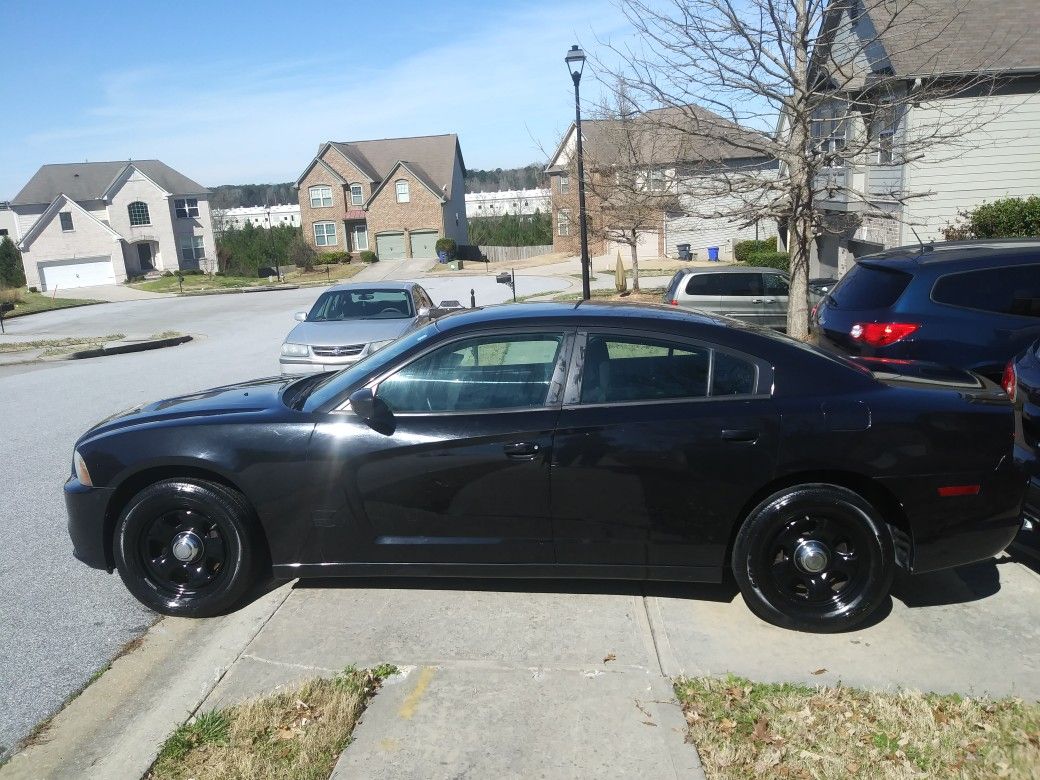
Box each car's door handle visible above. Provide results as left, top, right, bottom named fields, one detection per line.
left=504, top=441, right=541, bottom=459
left=751, top=298, right=776, bottom=304
left=721, top=428, right=760, bottom=443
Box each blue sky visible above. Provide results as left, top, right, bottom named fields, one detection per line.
left=0, top=0, right=629, bottom=198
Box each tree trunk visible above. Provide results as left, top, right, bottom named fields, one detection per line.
left=785, top=0, right=812, bottom=340
left=630, top=228, right=640, bottom=291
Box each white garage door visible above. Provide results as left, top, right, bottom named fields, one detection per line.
left=39, top=257, right=115, bottom=291
left=607, top=230, right=659, bottom=262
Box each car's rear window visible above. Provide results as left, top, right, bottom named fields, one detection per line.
left=828, top=263, right=912, bottom=310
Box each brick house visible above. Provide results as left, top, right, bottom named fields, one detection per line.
left=295, top=134, right=468, bottom=260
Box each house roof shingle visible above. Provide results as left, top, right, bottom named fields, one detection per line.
left=12, top=160, right=209, bottom=206
left=327, top=134, right=463, bottom=198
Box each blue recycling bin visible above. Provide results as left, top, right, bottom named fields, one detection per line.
left=707, top=246, right=720, bottom=262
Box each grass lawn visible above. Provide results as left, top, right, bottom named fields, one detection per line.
left=150, top=665, right=396, bottom=780
left=676, top=675, right=1040, bottom=779
left=0, top=334, right=125, bottom=356
left=282, top=263, right=365, bottom=285
left=0, top=289, right=103, bottom=318
left=546, top=288, right=666, bottom=303
left=130, top=274, right=276, bottom=293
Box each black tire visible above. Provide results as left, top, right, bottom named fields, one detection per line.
left=731, top=483, right=895, bottom=633
left=113, top=478, right=260, bottom=618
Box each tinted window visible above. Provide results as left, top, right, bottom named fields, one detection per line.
left=713, top=351, right=757, bottom=395
left=717, top=273, right=764, bottom=297
left=685, top=274, right=722, bottom=295
left=581, top=335, right=710, bottom=403
left=308, top=289, right=414, bottom=321
left=932, top=265, right=1040, bottom=317
left=377, top=333, right=563, bottom=413
left=763, top=273, right=789, bottom=295
left=828, top=263, right=911, bottom=309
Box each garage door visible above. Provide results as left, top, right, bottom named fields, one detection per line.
left=39, top=256, right=115, bottom=291
left=607, top=230, right=659, bottom=262
left=410, top=230, right=439, bottom=258
left=376, top=232, right=405, bottom=261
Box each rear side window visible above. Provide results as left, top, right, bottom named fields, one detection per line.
left=685, top=274, right=722, bottom=295
left=829, top=263, right=912, bottom=309
left=932, top=265, right=1040, bottom=317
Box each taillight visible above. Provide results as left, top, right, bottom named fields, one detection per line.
left=669, top=299, right=678, bottom=306
left=1002, top=360, right=1018, bottom=402
left=849, top=322, right=919, bottom=347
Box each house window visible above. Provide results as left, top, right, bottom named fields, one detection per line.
left=352, top=224, right=369, bottom=251
left=179, top=235, right=205, bottom=262
left=313, top=222, right=337, bottom=246
left=59, top=211, right=74, bottom=231
left=649, top=169, right=665, bottom=191
left=175, top=198, right=199, bottom=218
left=127, top=201, right=150, bottom=226
left=309, top=186, right=333, bottom=208
left=878, top=130, right=894, bottom=164
left=557, top=208, right=571, bottom=237
left=395, top=180, right=410, bottom=203
left=560, top=175, right=570, bottom=194
left=350, top=184, right=364, bottom=206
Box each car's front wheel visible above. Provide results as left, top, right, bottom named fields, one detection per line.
left=732, top=483, right=895, bottom=632
left=113, top=478, right=260, bottom=617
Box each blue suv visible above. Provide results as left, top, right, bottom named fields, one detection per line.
left=814, top=239, right=1040, bottom=381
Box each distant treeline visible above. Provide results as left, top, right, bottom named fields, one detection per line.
left=464, top=164, right=547, bottom=193
left=210, top=183, right=297, bottom=209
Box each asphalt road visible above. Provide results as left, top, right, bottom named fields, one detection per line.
left=0, top=274, right=563, bottom=759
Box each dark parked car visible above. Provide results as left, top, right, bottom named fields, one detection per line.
left=1009, top=340, right=1040, bottom=535
left=66, top=303, right=1027, bottom=632
left=813, top=239, right=1040, bottom=380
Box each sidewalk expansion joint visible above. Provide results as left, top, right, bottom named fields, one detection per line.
left=239, top=654, right=339, bottom=674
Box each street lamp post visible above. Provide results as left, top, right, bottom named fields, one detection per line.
left=565, top=44, right=591, bottom=301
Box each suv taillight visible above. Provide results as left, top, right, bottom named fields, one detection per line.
left=1002, top=360, right=1018, bottom=402
left=849, top=322, right=919, bottom=347
left=669, top=299, right=678, bottom=306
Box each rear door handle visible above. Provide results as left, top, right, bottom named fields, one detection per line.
left=751, top=298, right=776, bottom=304
left=504, top=441, right=541, bottom=459
left=721, top=428, right=759, bottom=443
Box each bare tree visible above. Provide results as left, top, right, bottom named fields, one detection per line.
left=602, top=0, right=1019, bottom=337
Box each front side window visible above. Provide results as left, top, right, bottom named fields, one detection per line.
left=932, top=265, right=1040, bottom=317
left=350, top=184, right=364, bottom=206
left=557, top=208, right=571, bottom=236
left=175, top=198, right=199, bottom=218
left=395, top=180, right=410, bottom=203
left=580, top=334, right=757, bottom=403
left=313, top=222, right=337, bottom=246
left=59, top=211, right=74, bottom=231
left=377, top=333, right=564, bottom=413
left=179, top=235, right=205, bottom=261
left=352, top=224, right=368, bottom=251
left=127, top=201, right=150, bottom=226
left=309, top=186, right=333, bottom=208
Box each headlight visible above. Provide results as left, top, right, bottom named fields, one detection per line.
left=366, top=339, right=394, bottom=355
left=281, top=343, right=310, bottom=357
left=74, top=450, right=93, bottom=487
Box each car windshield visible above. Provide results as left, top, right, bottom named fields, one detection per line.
left=307, top=289, right=413, bottom=321
left=295, top=323, right=440, bottom=411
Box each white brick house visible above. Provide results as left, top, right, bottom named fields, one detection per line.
left=10, top=160, right=216, bottom=290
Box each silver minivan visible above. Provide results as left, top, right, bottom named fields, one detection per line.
left=664, top=266, right=790, bottom=329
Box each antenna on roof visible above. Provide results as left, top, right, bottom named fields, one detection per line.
left=909, top=226, right=933, bottom=254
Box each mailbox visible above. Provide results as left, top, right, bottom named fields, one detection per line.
left=0, top=302, right=14, bottom=314
left=496, top=272, right=512, bottom=286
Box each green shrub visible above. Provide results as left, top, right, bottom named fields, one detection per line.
left=319, top=251, right=351, bottom=264
left=360, top=250, right=378, bottom=263
left=214, top=271, right=225, bottom=277
left=177, top=269, right=204, bottom=276
left=435, top=238, right=457, bottom=259
left=942, top=196, right=1040, bottom=240
left=161, top=270, right=174, bottom=278
left=289, top=235, right=317, bottom=271
left=744, top=250, right=789, bottom=270
left=733, top=237, right=778, bottom=262
left=28, top=286, right=39, bottom=293
left=124, top=275, right=145, bottom=284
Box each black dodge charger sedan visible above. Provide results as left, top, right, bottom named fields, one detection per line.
left=66, top=303, right=1028, bottom=632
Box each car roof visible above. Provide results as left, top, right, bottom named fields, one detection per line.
left=326, top=280, right=416, bottom=292
left=857, top=238, right=1040, bottom=272
left=680, top=266, right=785, bottom=275
left=433, top=301, right=724, bottom=332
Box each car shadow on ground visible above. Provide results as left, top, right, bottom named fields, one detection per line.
left=891, top=558, right=1003, bottom=608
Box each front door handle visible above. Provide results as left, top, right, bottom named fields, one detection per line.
left=504, top=441, right=541, bottom=459
left=751, top=298, right=776, bottom=304
left=721, top=428, right=759, bottom=443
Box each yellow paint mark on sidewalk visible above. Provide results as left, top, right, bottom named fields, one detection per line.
left=398, top=666, right=435, bottom=720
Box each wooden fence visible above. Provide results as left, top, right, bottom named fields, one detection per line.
left=477, top=244, right=554, bottom=262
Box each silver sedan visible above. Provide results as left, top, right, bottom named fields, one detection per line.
left=280, top=281, right=437, bottom=374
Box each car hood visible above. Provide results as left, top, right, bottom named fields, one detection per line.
left=82, top=376, right=294, bottom=439
left=286, top=318, right=413, bottom=347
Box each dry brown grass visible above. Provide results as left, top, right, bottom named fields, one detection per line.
left=149, top=665, right=395, bottom=780
left=676, top=676, right=1040, bottom=780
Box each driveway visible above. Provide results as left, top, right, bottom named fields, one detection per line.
left=49, top=283, right=168, bottom=302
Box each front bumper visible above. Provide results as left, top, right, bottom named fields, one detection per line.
left=279, top=358, right=360, bottom=376
left=65, top=477, right=114, bottom=570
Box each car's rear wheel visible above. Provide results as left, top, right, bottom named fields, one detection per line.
left=113, top=478, right=260, bottom=617
left=732, top=483, right=894, bottom=633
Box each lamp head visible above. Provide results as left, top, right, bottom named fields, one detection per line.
left=565, top=45, right=586, bottom=81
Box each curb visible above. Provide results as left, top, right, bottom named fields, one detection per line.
left=175, top=285, right=300, bottom=297
left=67, top=335, right=193, bottom=360
left=2, top=300, right=106, bottom=321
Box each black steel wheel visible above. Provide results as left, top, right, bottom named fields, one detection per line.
left=113, top=478, right=260, bottom=617
left=732, top=483, right=895, bottom=632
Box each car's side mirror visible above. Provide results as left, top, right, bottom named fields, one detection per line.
left=348, top=387, right=391, bottom=422
left=294, top=311, right=308, bottom=322
left=417, top=306, right=431, bottom=319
